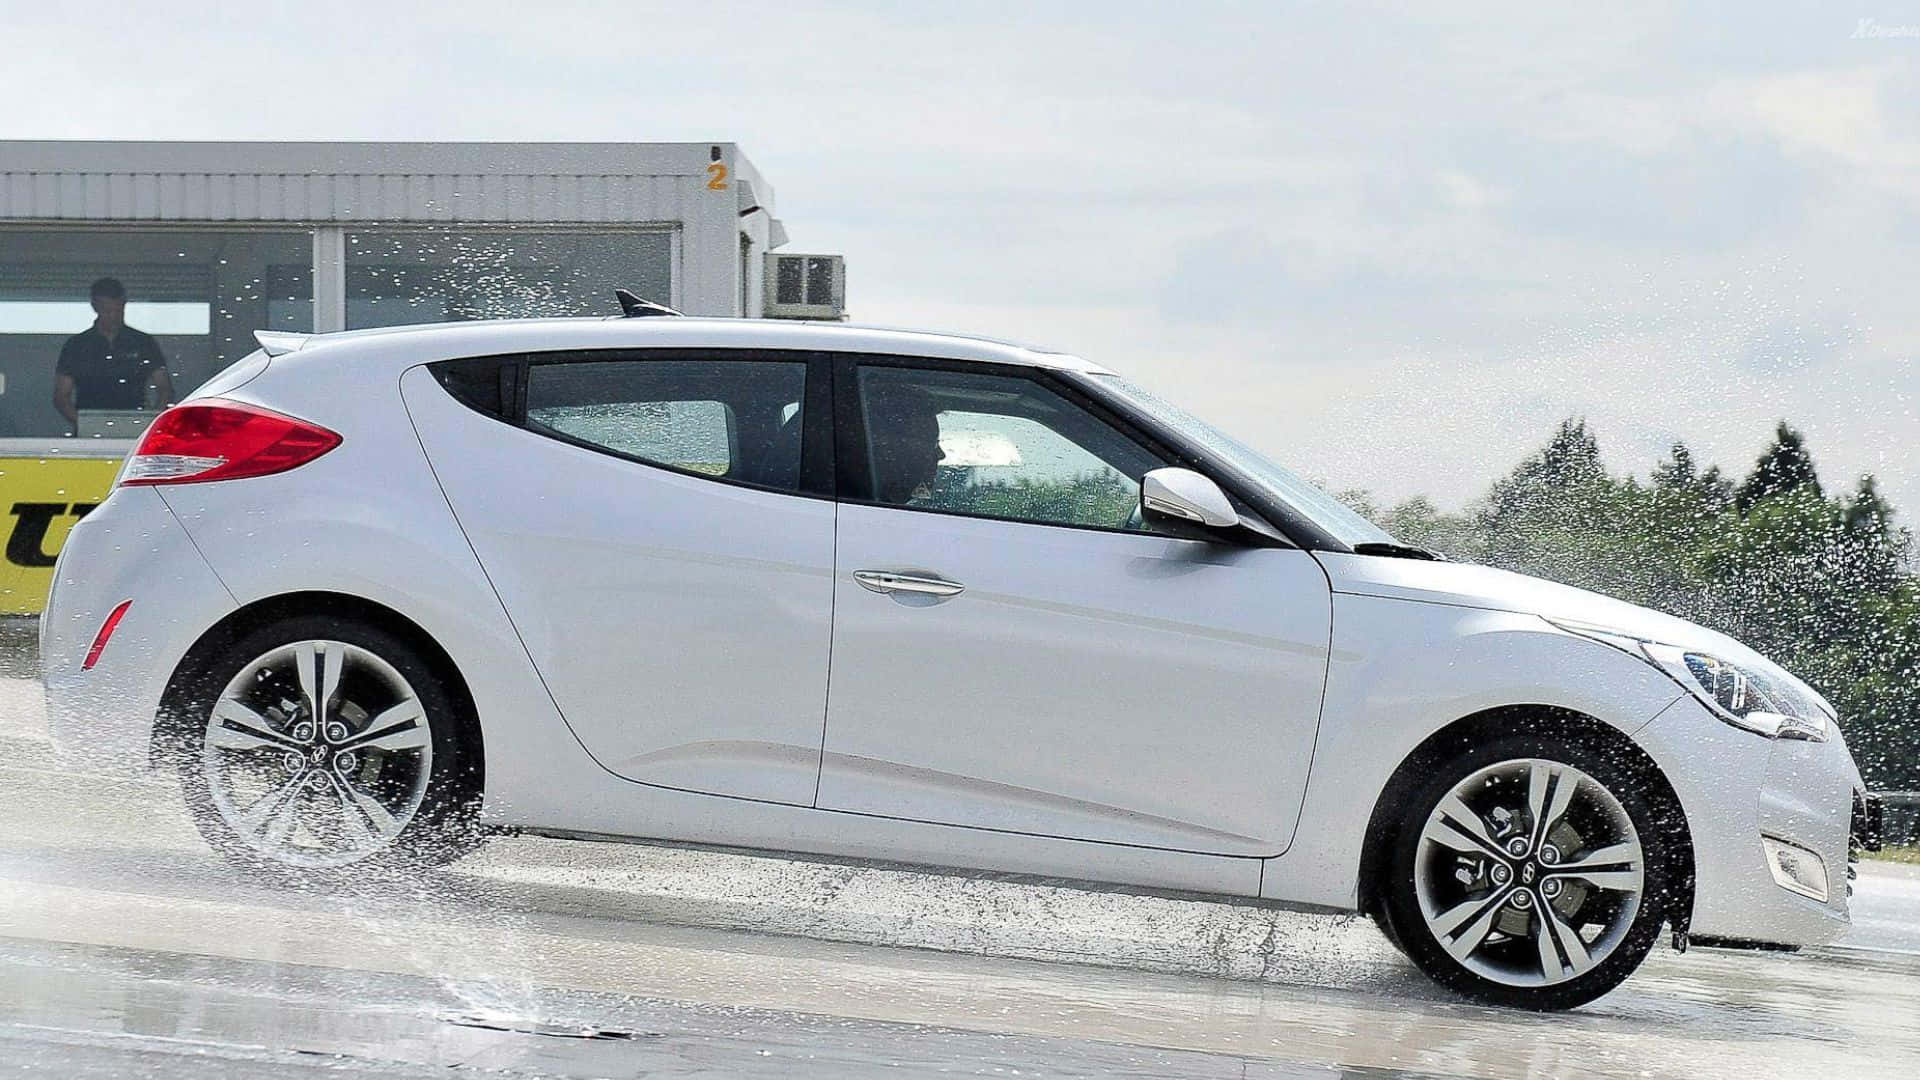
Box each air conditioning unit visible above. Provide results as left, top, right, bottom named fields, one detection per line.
left=763, top=253, right=845, bottom=320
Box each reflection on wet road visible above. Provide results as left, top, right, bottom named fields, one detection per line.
left=2, top=669, right=1917, bottom=1078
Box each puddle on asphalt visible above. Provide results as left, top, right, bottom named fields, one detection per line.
left=441, top=1011, right=648, bottom=1041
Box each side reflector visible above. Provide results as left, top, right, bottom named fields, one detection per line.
left=82, top=599, right=132, bottom=671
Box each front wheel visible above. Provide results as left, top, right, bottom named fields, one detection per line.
left=163, top=615, right=481, bottom=873
left=1381, top=735, right=1672, bottom=1010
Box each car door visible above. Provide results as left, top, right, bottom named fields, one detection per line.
left=817, top=358, right=1334, bottom=857
left=401, top=349, right=835, bottom=806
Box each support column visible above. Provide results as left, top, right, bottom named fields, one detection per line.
left=678, top=145, right=742, bottom=316
left=311, top=227, right=346, bottom=332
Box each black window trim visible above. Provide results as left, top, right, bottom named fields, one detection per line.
left=1061, top=371, right=1347, bottom=552
left=427, top=347, right=837, bottom=501
left=427, top=345, right=1333, bottom=549
left=830, top=352, right=1291, bottom=545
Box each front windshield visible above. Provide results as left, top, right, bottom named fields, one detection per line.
left=1090, top=375, right=1397, bottom=548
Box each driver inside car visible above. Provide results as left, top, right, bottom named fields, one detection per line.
left=866, top=388, right=946, bottom=504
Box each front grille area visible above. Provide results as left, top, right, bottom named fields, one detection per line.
left=1848, top=792, right=1884, bottom=899
left=1854, top=791, right=1886, bottom=852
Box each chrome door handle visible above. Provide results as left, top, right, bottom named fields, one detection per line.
left=853, top=570, right=966, bottom=598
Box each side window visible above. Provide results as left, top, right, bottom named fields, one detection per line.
left=855, top=365, right=1167, bottom=531
left=524, top=358, right=808, bottom=491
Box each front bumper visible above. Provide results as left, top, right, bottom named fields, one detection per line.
left=1853, top=791, right=1885, bottom=855
left=1635, top=694, right=1862, bottom=946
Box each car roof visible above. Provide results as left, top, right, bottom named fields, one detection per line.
left=259, top=317, right=1115, bottom=376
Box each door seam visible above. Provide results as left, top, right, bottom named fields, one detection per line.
left=811, top=499, right=839, bottom=808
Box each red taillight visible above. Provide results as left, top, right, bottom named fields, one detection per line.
left=120, top=399, right=341, bottom=487
left=82, top=599, right=132, bottom=670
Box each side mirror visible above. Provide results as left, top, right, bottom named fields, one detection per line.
left=1141, top=467, right=1239, bottom=530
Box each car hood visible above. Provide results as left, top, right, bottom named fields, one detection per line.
left=1313, top=551, right=1755, bottom=660
left=1313, top=551, right=1848, bottom=765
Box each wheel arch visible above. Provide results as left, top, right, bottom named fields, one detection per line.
left=152, top=590, right=486, bottom=804
left=1356, top=704, right=1695, bottom=935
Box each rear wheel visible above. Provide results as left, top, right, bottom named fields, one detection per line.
left=163, top=615, right=481, bottom=872
left=1381, top=734, right=1671, bottom=1010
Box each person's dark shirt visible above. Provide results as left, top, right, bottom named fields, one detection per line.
left=56, top=325, right=166, bottom=409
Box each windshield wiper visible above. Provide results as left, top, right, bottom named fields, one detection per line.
left=1349, top=541, right=1447, bottom=561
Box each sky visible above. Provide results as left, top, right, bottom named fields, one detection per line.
left=3, top=1, right=1916, bottom=518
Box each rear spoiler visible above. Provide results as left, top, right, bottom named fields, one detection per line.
left=253, top=330, right=312, bottom=357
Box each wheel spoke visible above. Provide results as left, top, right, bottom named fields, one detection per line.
left=318, top=643, right=343, bottom=726
left=1424, top=794, right=1509, bottom=862
left=1528, top=763, right=1577, bottom=849
left=234, top=773, right=307, bottom=835
left=325, top=772, right=389, bottom=844
left=296, top=642, right=323, bottom=725
left=1548, top=846, right=1643, bottom=893
left=1546, top=841, right=1643, bottom=893
left=1534, top=906, right=1564, bottom=980
left=1431, top=890, right=1514, bottom=963
left=1540, top=901, right=1596, bottom=977
left=1554, top=868, right=1642, bottom=892
left=339, top=700, right=428, bottom=753
left=261, top=784, right=305, bottom=845
left=207, top=699, right=299, bottom=752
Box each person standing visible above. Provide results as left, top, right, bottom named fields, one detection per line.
left=52, top=277, right=175, bottom=436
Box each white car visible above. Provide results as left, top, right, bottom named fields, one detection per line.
left=42, top=312, right=1872, bottom=1009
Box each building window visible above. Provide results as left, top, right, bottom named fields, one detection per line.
left=344, top=229, right=673, bottom=329
left=0, top=301, right=212, bottom=336
left=0, top=228, right=312, bottom=439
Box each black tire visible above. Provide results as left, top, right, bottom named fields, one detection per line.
left=1372, top=903, right=1409, bottom=956
left=159, top=613, right=483, bottom=875
left=1380, top=733, right=1674, bottom=1010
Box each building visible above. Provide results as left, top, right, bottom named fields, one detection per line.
left=0, top=140, right=841, bottom=611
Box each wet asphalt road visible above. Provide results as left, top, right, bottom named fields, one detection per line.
left=2, top=663, right=1919, bottom=1078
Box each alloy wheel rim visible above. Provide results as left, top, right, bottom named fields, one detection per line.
left=201, top=640, right=432, bottom=868
left=1413, top=758, right=1645, bottom=988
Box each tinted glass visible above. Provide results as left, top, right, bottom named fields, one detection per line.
left=345, top=230, right=672, bottom=328
left=1090, top=374, right=1397, bottom=546
left=856, top=366, right=1165, bottom=531
left=0, top=227, right=312, bottom=437
left=526, top=359, right=806, bottom=491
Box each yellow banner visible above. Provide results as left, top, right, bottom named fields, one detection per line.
left=0, top=456, right=124, bottom=615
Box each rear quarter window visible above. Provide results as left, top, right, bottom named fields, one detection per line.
left=529, top=398, right=736, bottom=476
left=520, top=356, right=808, bottom=492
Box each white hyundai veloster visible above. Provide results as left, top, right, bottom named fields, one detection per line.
left=42, top=312, right=1873, bottom=1009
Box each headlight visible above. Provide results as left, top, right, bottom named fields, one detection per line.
left=1550, top=620, right=1831, bottom=742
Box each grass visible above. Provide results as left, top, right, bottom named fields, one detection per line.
left=1870, top=844, right=1920, bottom=865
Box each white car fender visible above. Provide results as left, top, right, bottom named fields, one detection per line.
left=1262, top=592, right=1684, bottom=909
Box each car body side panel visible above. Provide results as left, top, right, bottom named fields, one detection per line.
left=151, top=370, right=586, bottom=825
left=399, top=365, right=835, bottom=808
left=821, top=503, right=1332, bottom=857
left=139, top=360, right=1262, bottom=898
left=494, top=762, right=1267, bottom=898
left=1261, top=590, right=1685, bottom=909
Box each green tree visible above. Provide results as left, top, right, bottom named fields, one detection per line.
left=1651, top=442, right=1734, bottom=514
left=1356, top=418, right=1919, bottom=788
left=1735, top=422, right=1823, bottom=511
